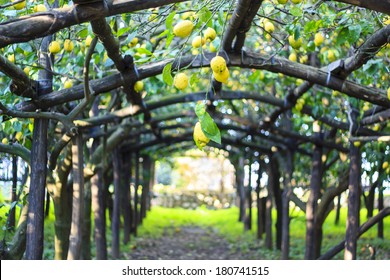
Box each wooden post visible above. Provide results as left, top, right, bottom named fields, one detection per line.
left=281, top=150, right=293, bottom=260
left=9, top=156, right=17, bottom=229
left=122, top=152, right=132, bottom=244
left=67, top=134, right=85, bottom=260
left=255, top=160, right=264, bottom=239
left=270, top=155, right=282, bottom=250
left=133, top=152, right=140, bottom=236
left=111, top=148, right=122, bottom=259
left=81, top=181, right=91, bottom=260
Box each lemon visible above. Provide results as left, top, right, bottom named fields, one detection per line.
left=23, top=66, right=30, bottom=76
left=383, top=161, right=389, bottom=169
left=128, top=37, right=139, bottom=48
left=314, top=32, right=324, bottom=47
left=192, top=36, right=206, bottom=48
left=33, top=4, right=46, bottom=12
left=339, top=152, right=347, bottom=162
left=85, top=35, right=93, bottom=47
left=1, top=138, right=8, bottom=145
left=64, top=39, right=74, bottom=52
left=193, top=121, right=210, bottom=150
left=64, top=80, right=73, bottom=89
left=362, top=103, right=370, bottom=111
left=327, top=49, right=336, bottom=62
left=387, top=87, right=390, bottom=100
left=277, top=0, right=288, bottom=3
left=299, top=54, right=308, bottom=64
left=373, top=124, right=381, bottom=131
left=209, top=42, right=217, bottom=52
left=353, top=141, right=361, bottom=148
left=173, top=73, right=189, bottom=90
left=213, top=68, right=229, bottom=84
left=8, top=54, right=15, bottom=63
left=15, top=132, right=23, bottom=142
left=210, top=56, right=227, bottom=73
left=264, top=21, right=275, bottom=33
left=181, top=11, right=194, bottom=20
left=204, top=27, right=216, bottom=41
left=294, top=103, right=303, bottom=111
left=291, top=0, right=302, bottom=3
left=13, top=0, right=26, bottom=10
left=297, top=98, right=305, bottom=105
left=288, top=35, right=302, bottom=49
left=49, top=41, right=61, bottom=54
left=134, top=81, right=144, bottom=92
left=173, top=20, right=194, bottom=38
left=288, top=52, right=297, bottom=62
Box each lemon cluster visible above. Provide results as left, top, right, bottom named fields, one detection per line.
left=210, top=56, right=229, bottom=84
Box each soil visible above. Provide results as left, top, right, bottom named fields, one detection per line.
left=124, top=226, right=263, bottom=260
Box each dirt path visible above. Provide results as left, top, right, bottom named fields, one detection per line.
left=124, top=226, right=263, bottom=260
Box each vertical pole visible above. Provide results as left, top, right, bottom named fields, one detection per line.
left=281, top=150, right=293, bottom=259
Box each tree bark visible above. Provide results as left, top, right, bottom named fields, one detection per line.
left=344, top=142, right=361, bottom=260
left=122, top=152, right=132, bottom=245
left=335, top=194, right=342, bottom=225
left=281, top=150, right=293, bottom=260
left=111, top=148, right=122, bottom=259
left=305, top=140, right=323, bottom=260
left=245, top=158, right=253, bottom=231
left=235, top=156, right=246, bottom=222
left=25, top=34, right=51, bottom=260
left=67, top=134, right=85, bottom=260
left=255, top=162, right=264, bottom=239
left=9, top=156, right=17, bottom=229
left=81, top=181, right=91, bottom=260
left=378, top=185, right=384, bottom=238
left=133, top=152, right=140, bottom=236
left=141, top=155, right=152, bottom=222
left=269, top=155, right=282, bottom=250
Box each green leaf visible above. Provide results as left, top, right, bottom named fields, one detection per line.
left=136, top=48, right=154, bottom=56
left=190, top=73, right=200, bottom=87
left=165, top=11, right=176, bottom=31
left=197, top=7, right=212, bottom=24
left=165, top=33, right=174, bottom=48
left=200, top=114, right=221, bottom=144
left=294, top=24, right=301, bottom=40
left=77, top=28, right=89, bottom=39
left=117, top=26, right=130, bottom=37
left=348, top=25, right=361, bottom=43
left=195, top=102, right=206, bottom=118
left=306, top=41, right=315, bottom=52
left=291, top=7, right=303, bottom=17
left=336, top=27, right=349, bottom=46
left=162, top=63, right=173, bottom=86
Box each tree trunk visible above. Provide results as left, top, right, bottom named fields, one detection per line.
left=111, top=148, right=122, bottom=259
left=365, top=181, right=377, bottom=219
left=133, top=152, right=140, bottom=236
left=245, top=158, right=252, bottom=230
left=281, top=150, right=293, bottom=260
left=335, top=194, right=342, bottom=225
left=122, top=152, right=132, bottom=244
left=67, top=134, right=85, bottom=260
left=25, top=34, right=52, bottom=260
left=255, top=162, right=264, bottom=239
left=305, top=142, right=323, bottom=260
left=378, top=185, right=384, bottom=238
left=147, top=160, right=155, bottom=211
left=344, top=142, right=361, bottom=260
left=269, top=155, right=282, bottom=250
left=141, top=155, right=151, bottom=222
left=9, top=156, right=17, bottom=229
left=81, top=181, right=91, bottom=259
left=45, top=191, right=51, bottom=218
left=236, top=156, right=246, bottom=222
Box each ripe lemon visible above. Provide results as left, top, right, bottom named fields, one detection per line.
left=23, top=66, right=30, bottom=76
left=204, top=27, right=217, bottom=41
left=288, top=35, right=302, bottom=49
left=13, top=0, right=26, bottom=10
left=291, top=0, right=302, bottom=3
left=353, top=141, right=361, bottom=148
left=64, top=80, right=73, bottom=89
left=64, top=39, right=74, bottom=52
left=15, top=132, right=23, bottom=142
left=362, top=103, right=370, bottom=111
left=264, top=21, right=275, bottom=33
left=314, top=32, right=324, bottom=47
left=85, top=35, right=93, bottom=47
left=210, top=56, right=227, bottom=73
left=383, top=161, right=389, bottom=169
left=213, top=68, right=229, bottom=84
left=1, top=138, right=9, bottom=145
left=327, top=49, right=336, bottom=62
left=33, top=4, right=47, bottom=12
left=288, top=52, right=297, bottom=62
left=7, top=54, right=15, bottom=63
left=193, top=122, right=210, bottom=149
left=128, top=37, right=139, bottom=48
left=294, top=103, right=303, bottom=111
left=173, top=73, right=189, bottom=90
left=192, top=36, right=206, bottom=48
left=173, top=20, right=194, bottom=38
left=387, top=88, right=390, bottom=100
left=134, top=81, right=144, bottom=92
left=277, top=0, right=288, bottom=3
left=209, top=42, right=217, bottom=52
left=299, top=55, right=308, bottom=64
left=49, top=41, right=61, bottom=54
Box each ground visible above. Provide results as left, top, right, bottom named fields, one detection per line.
left=125, top=226, right=264, bottom=260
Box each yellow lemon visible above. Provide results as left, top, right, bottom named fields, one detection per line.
left=8, top=54, right=15, bottom=63
left=277, top=0, right=288, bottom=4
left=23, top=66, right=30, bottom=76
left=210, top=56, right=227, bottom=73
left=85, top=35, right=93, bottom=47
left=327, top=49, right=336, bottom=62
left=33, top=4, right=46, bottom=12
left=173, top=20, right=194, bottom=38
left=193, top=121, right=210, bottom=150
left=1, top=138, right=9, bottom=145
left=291, top=0, right=302, bottom=3
left=173, top=73, right=189, bottom=90
left=128, top=37, right=139, bottom=48
left=264, top=21, right=275, bottom=33
left=64, top=80, right=73, bottom=89
left=288, top=35, right=303, bottom=49
left=209, top=42, right=217, bottom=52
left=383, top=161, right=389, bottom=169
left=204, top=27, right=217, bottom=41
left=13, top=0, right=26, bottom=10
left=192, top=36, right=206, bottom=48
left=213, top=68, right=230, bottom=84
left=314, top=32, right=324, bottom=47
left=353, top=141, right=361, bottom=147
left=15, top=132, right=23, bottom=142
left=134, top=81, right=144, bottom=92
left=288, top=52, right=297, bottom=62
left=64, top=39, right=74, bottom=52
left=49, top=41, right=61, bottom=54
left=387, top=87, right=390, bottom=100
